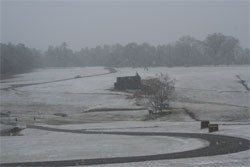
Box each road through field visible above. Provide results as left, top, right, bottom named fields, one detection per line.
left=1, top=124, right=249, bottom=167
left=1, top=68, right=117, bottom=91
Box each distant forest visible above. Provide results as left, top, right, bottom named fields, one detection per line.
left=1, top=33, right=249, bottom=75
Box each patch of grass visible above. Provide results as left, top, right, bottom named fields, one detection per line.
left=104, top=67, right=117, bottom=73
left=45, top=118, right=74, bottom=125
left=54, top=113, right=68, bottom=117
left=142, top=111, right=172, bottom=121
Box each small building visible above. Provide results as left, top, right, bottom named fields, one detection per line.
left=114, top=73, right=142, bottom=90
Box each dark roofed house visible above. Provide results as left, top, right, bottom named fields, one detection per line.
left=114, top=73, right=141, bottom=90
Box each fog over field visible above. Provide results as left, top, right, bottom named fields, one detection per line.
left=0, top=0, right=249, bottom=167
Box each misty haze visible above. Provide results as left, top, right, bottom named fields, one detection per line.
left=0, top=0, right=249, bottom=167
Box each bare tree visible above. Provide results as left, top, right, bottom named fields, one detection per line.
left=142, top=74, right=175, bottom=114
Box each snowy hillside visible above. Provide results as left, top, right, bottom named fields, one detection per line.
left=1, top=66, right=249, bottom=167
left=1, top=66, right=249, bottom=124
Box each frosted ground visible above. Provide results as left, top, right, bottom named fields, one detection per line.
left=0, top=66, right=250, bottom=166
left=1, top=66, right=249, bottom=124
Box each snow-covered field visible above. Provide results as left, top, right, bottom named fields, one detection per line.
left=1, top=66, right=249, bottom=124
left=0, top=121, right=249, bottom=166
left=0, top=66, right=250, bottom=166
left=1, top=126, right=208, bottom=163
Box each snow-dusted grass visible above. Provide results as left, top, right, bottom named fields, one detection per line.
left=1, top=66, right=249, bottom=124
left=90, top=151, right=250, bottom=167
left=0, top=67, right=106, bottom=86
left=1, top=126, right=208, bottom=163
left=0, top=65, right=249, bottom=167
left=1, top=121, right=249, bottom=166
left=0, top=67, right=137, bottom=123
left=37, top=121, right=250, bottom=139
left=57, top=121, right=249, bottom=167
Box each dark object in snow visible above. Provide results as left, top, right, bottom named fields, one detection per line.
left=201, top=120, right=210, bottom=129
left=236, top=75, right=250, bottom=91
left=114, top=73, right=141, bottom=90
left=0, top=111, right=11, bottom=117
left=54, top=113, right=67, bottom=117
left=74, top=75, right=81, bottom=79
left=209, top=124, right=219, bottom=133
left=148, top=109, right=154, bottom=115
left=0, top=126, right=25, bottom=136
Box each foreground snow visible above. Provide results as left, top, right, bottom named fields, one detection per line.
left=1, top=128, right=207, bottom=163
left=63, top=121, right=250, bottom=167
left=1, top=121, right=249, bottom=166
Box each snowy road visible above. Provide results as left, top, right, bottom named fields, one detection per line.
left=1, top=124, right=249, bottom=167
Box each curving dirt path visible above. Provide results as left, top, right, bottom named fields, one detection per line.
left=1, top=125, right=249, bottom=167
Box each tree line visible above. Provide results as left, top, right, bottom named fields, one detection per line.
left=1, top=33, right=249, bottom=75
left=1, top=43, right=43, bottom=75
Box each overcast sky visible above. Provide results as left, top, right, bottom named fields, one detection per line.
left=1, top=0, right=249, bottom=51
